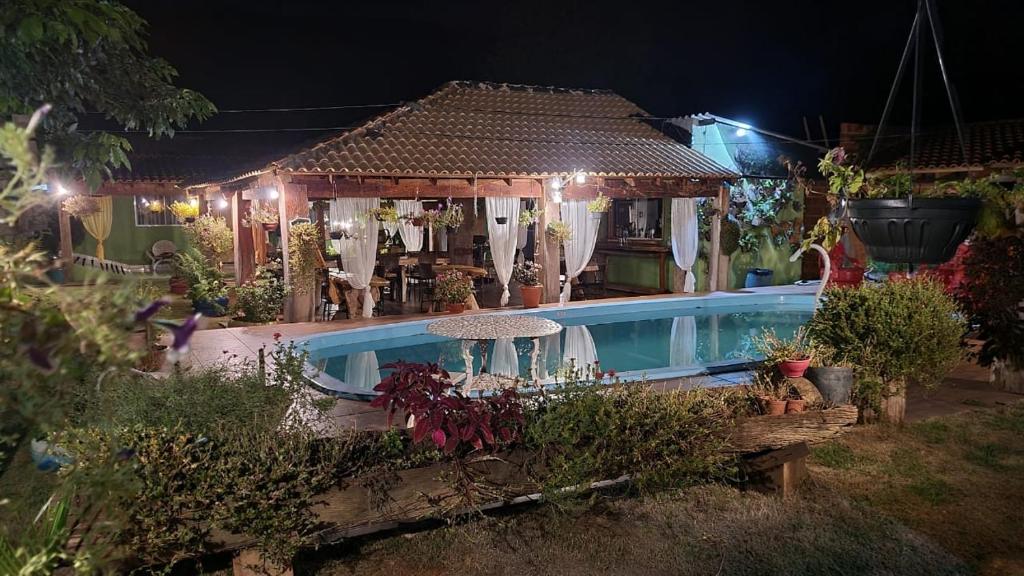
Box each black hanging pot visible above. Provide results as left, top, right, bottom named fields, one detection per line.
left=329, top=231, right=344, bottom=240
left=846, top=197, right=981, bottom=264
left=494, top=216, right=508, bottom=224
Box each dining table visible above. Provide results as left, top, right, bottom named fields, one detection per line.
left=329, top=271, right=389, bottom=319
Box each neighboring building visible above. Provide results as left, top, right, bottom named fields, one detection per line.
left=671, top=114, right=826, bottom=286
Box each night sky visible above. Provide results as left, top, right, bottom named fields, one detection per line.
left=125, top=0, right=1023, bottom=139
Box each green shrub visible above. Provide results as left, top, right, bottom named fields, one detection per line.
left=525, top=379, right=736, bottom=496
left=233, top=266, right=288, bottom=323
left=807, top=279, right=965, bottom=395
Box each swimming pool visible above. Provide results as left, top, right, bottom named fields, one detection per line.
left=302, top=292, right=815, bottom=400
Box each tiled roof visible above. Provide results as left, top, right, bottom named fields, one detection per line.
left=868, top=118, right=1024, bottom=172
left=273, top=81, right=736, bottom=179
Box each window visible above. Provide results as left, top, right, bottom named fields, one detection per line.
left=610, top=198, right=663, bottom=240
left=134, top=195, right=186, bottom=226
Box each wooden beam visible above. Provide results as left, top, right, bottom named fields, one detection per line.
left=708, top=184, right=726, bottom=291
left=536, top=186, right=561, bottom=304
left=96, top=180, right=183, bottom=196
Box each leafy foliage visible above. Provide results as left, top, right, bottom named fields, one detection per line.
left=586, top=193, right=612, bottom=213
left=168, top=199, right=200, bottom=223
left=174, top=247, right=226, bottom=305
left=0, top=0, right=215, bottom=189
left=434, top=270, right=472, bottom=304
left=288, top=222, right=321, bottom=294
left=370, top=362, right=524, bottom=455
left=808, top=279, right=965, bottom=397
left=512, top=261, right=542, bottom=286
left=183, top=214, right=233, bottom=269
left=524, top=378, right=736, bottom=495
left=233, top=266, right=288, bottom=323
left=753, top=327, right=813, bottom=363
left=545, top=221, right=572, bottom=243
left=956, top=235, right=1024, bottom=369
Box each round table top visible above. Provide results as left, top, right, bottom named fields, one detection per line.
left=433, top=264, right=488, bottom=278
left=427, top=314, right=563, bottom=340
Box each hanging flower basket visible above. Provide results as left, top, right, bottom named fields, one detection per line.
left=261, top=221, right=279, bottom=232
left=494, top=216, right=508, bottom=225
left=588, top=212, right=603, bottom=221
left=329, top=230, right=344, bottom=240
left=846, top=197, right=981, bottom=264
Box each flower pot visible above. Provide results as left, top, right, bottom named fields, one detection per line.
left=261, top=222, right=279, bottom=232
left=329, top=231, right=344, bottom=240
left=589, top=212, right=603, bottom=221
left=829, top=267, right=865, bottom=288
left=846, top=197, right=981, bottom=264
left=169, top=276, right=189, bottom=295
left=785, top=399, right=807, bottom=414
left=447, top=302, right=466, bottom=314
left=779, top=358, right=811, bottom=378
left=494, top=216, right=508, bottom=225
left=744, top=268, right=774, bottom=288
left=193, top=296, right=229, bottom=318
left=763, top=398, right=787, bottom=416
left=805, top=366, right=854, bottom=406
left=520, top=284, right=543, bottom=308
left=184, top=216, right=196, bottom=224
left=45, top=268, right=65, bottom=284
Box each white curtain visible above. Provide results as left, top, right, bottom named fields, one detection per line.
left=485, top=196, right=520, bottom=306
left=489, top=338, right=519, bottom=378
left=516, top=225, right=528, bottom=265
left=345, top=351, right=381, bottom=394
left=383, top=220, right=399, bottom=241
left=332, top=198, right=380, bottom=318
left=559, top=200, right=601, bottom=303
left=563, top=325, right=598, bottom=374
left=671, top=198, right=699, bottom=293
left=669, top=315, right=697, bottom=367
left=395, top=199, right=424, bottom=253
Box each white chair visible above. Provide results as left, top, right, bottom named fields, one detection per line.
left=149, top=240, right=177, bottom=275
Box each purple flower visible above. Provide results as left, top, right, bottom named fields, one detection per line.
left=155, top=313, right=201, bottom=362
left=134, top=298, right=169, bottom=324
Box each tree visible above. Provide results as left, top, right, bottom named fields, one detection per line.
left=0, top=0, right=215, bottom=190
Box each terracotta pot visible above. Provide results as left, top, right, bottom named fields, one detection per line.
left=779, top=358, right=811, bottom=378
left=262, top=222, right=279, bottom=232
left=520, top=284, right=543, bottom=308
left=447, top=302, right=466, bottom=314
left=785, top=399, right=807, bottom=414
left=169, top=276, right=189, bottom=295
left=763, top=398, right=787, bottom=416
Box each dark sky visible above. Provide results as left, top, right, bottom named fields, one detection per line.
left=126, top=0, right=1023, bottom=140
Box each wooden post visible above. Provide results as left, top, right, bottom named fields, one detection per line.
left=231, top=191, right=255, bottom=285
left=537, top=185, right=560, bottom=304
left=277, top=175, right=312, bottom=322
left=707, top=184, right=725, bottom=291
left=741, top=442, right=810, bottom=499
left=58, top=201, right=73, bottom=275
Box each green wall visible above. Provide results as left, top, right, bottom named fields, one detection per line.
left=74, top=196, right=189, bottom=265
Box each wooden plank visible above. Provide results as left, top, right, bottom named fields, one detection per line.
left=537, top=186, right=561, bottom=303
left=728, top=405, right=858, bottom=453
left=97, top=180, right=184, bottom=196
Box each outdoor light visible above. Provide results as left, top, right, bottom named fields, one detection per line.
left=551, top=190, right=563, bottom=204
left=575, top=171, right=586, bottom=185
left=188, top=197, right=200, bottom=208
left=55, top=182, right=70, bottom=196
left=216, top=196, right=229, bottom=210
left=141, top=197, right=150, bottom=206
left=268, top=187, right=280, bottom=200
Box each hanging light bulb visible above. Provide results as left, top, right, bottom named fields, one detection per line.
left=267, top=187, right=280, bottom=200
left=216, top=196, right=229, bottom=210
left=575, top=172, right=586, bottom=185
left=55, top=182, right=70, bottom=196
left=188, top=196, right=200, bottom=208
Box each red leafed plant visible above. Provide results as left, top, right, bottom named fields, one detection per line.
left=370, top=361, right=524, bottom=454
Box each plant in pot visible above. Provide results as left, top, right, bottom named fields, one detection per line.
left=288, top=222, right=321, bottom=321
left=808, top=277, right=965, bottom=423
left=169, top=199, right=200, bottom=224
left=60, top=195, right=100, bottom=218
left=439, top=201, right=464, bottom=231
left=232, top=266, right=289, bottom=326
left=817, top=147, right=981, bottom=264
left=435, top=270, right=472, bottom=314
left=512, top=261, right=543, bottom=308
left=546, top=221, right=573, bottom=243
left=749, top=371, right=788, bottom=416
left=371, top=204, right=400, bottom=224
left=804, top=343, right=855, bottom=406
left=586, top=193, right=611, bottom=219
left=754, top=327, right=813, bottom=379
left=250, top=201, right=279, bottom=231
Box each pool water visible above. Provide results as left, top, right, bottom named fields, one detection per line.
left=304, top=294, right=814, bottom=400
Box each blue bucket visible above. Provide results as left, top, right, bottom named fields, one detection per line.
left=744, top=268, right=774, bottom=288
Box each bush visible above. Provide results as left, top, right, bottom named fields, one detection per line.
left=233, top=266, right=288, bottom=323
left=956, top=235, right=1024, bottom=370
left=524, top=378, right=736, bottom=495
left=807, top=278, right=965, bottom=396
left=183, top=214, right=233, bottom=269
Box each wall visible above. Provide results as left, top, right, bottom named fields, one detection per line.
left=74, top=196, right=189, bottom=265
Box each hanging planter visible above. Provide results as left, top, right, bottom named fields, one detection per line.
left=494, top=216, right=508, bottom=225
left=329, top=230, right=344, bottom=240
left=846, top=197, right=981, bottom=264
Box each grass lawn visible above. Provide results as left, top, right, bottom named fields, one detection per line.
left=290, top=402, right=1024, bottom=576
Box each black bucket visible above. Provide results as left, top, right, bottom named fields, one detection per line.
left=805, top=366, right=854, bottom=406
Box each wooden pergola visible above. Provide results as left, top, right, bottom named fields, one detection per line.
left=185, top=81, right=737, bottom=320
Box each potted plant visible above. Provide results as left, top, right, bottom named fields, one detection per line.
left=512, top=261, right=543, bottom=308
left=61, top=195, right=100, bottom=218
left=169, top=199, right=200, bottom=224
left=232, top=266, right=289, bottom=326
left=518, top=208, right=539, bottom=227
left=288, top=222, right=321, bottom=321
left=371, top=204, right=399, bottom=224
left=750, top=372, right=787, bottom=416
left=494, top=215, right=509, bottom=225
left=804, top=343, right=855, bottom=406
left=586, top=193, right=611, bottom=219
left=435, top=270, right=472, bottom=314
left=546, top=221, right=572, bottom=243
left=817, top=147, right=981, bottom=264
left=440, top=202, right=464, bottom=231
left=183, top=214, right=233, bottom=271
left=754, top=327, right=813, bottom=379
left=250, top=201, right=279, bottom=231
